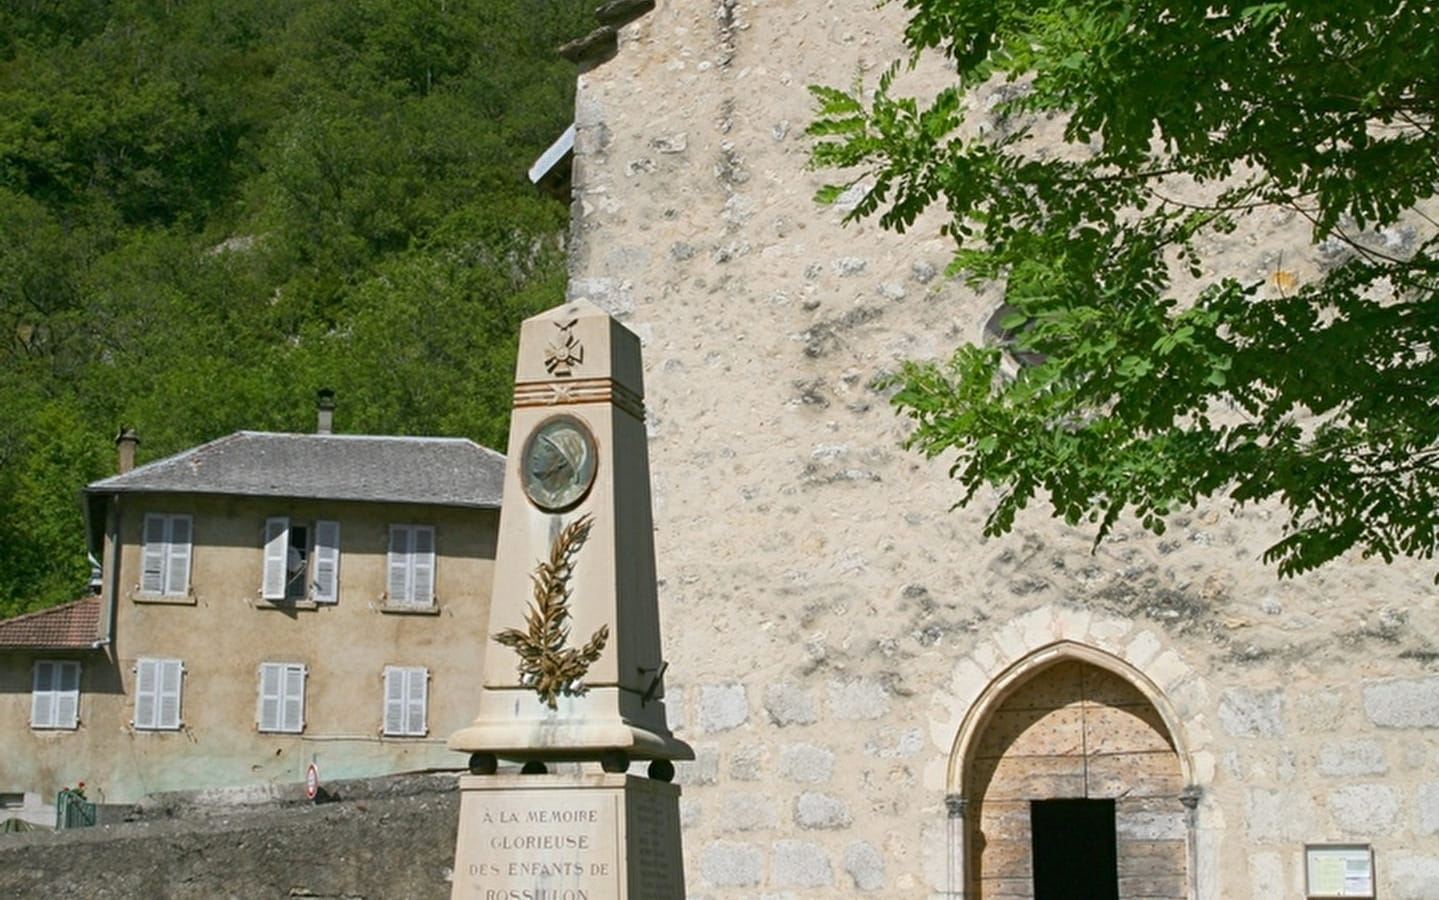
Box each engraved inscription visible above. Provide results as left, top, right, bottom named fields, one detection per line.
left=456, top=790, right=620, bottom=900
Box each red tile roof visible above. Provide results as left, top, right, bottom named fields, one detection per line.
left=0, top=596, right=103, bottom=649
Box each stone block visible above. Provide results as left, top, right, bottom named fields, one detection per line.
left=729, top=744, right=766, bottom=781
left=698, top=683, right=749, bottom=732
left=1362, top=676, right=1439, bottom=728
left=794, top=792, right=852, bottom=829
left=1390, top=855, right=1439, bottom=900
left=1417, top=783, right=1439, bottom=835
left=1315, top=739, right=1388, bottom=777
left=1124, top=629, right=1162, bottom=669
left=718, top=792, right=779, bottom=832
left=843, top=840, right=885, bottom=892
left=699, top=841, right=763, bottom=887
left=665, top=684, right=688, bottom=733
left=1219, top=687, right=1285, bottom=737
left=771, top=840, right=833, bottom=888
left=948, top=658, right=989, bottom=706
left=1245, top=788, right=1316, bottom=841
left=779, top=743, right=835, bottom=783
left=679, top=796, right=702, bottom=828
left=1328, top=784, right=1400, bottom=835
left=764, top=682, right=817, bottom=726
left=827, top=676, right=891, bottom=720
left=678, top=743, right=720, bottom=785
left=1053, top=606, right=1094, bottom=643
left=865, top=727, right=924, bottom=758
left=1246, top=851, right=1284, bottom=898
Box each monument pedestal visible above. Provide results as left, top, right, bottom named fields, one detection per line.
left=451, top=772, right=684, bottom=900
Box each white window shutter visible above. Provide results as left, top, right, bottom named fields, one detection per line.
left=258, top=663, right=282, bottom=731
left=53, top=662, right=79, bottom=729
left=312, top=520, right=340, bottom=603
left=134, top=658, right=158, bottom=728
left=407, top=668, right=428, bottom=736
left=383, top=667, right=406, bottom=735
left=141, top=515, right=167, bottom=593
left=282, top=665, right=305, bottom=732
left=411, top=526, right=435, bottom=606
left=31, top=662, right=55, bottom=728
left=164, top=515, right=192, bottom=596
left=261, top=518, right=289, bottom=600
left=387, top=526, right=410, bottom=602
left=158, top=659, right=183, bottom=729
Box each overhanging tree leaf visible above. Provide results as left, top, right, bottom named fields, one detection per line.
left=811, top=0, right=1439, bottom=577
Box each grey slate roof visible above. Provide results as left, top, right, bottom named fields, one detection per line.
left=85, top=431, right=506, bottom=508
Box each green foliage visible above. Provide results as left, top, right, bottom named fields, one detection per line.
left=0, top=0, right=592, bottom=614
left=810, top=0, right=1439, bottom=576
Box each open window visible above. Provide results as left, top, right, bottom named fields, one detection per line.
left=262, top=518, right=340, bottom=603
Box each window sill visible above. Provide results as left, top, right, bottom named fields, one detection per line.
left=257, top=599, right=320, bottom=611
left=131, top=592, right=196, bottom=606
left=378, top=603, right=440, bottom=616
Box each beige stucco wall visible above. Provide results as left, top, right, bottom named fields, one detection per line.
left=566, top=2, right=1439, bottom=898
left=3, top=493, right=497, bottom=806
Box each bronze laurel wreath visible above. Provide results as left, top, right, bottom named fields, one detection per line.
left=493, top=514, right=609, bottom=709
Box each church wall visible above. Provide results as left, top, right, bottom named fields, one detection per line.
left=565, top=1, right=1439, bottom=898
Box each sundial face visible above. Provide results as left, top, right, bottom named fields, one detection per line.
left=521, top=415, right=598, bottom=512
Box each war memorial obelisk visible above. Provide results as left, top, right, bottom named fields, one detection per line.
left=448, top=300, right=692, bottom=899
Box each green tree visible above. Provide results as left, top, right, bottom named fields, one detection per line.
left=809, top=1, right=1439, bottom=576
left=0, top=0, right=594, bottom=615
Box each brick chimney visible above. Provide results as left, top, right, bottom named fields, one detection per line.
left=316, top=388, right=336, bottom=435
left=115, top=427, right=139, bottom=474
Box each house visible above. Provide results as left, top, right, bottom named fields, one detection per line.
left=1, top=405, right=504, bottom=815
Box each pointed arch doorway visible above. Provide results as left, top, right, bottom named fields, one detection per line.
left=951, top=645, right=1193, bottom=899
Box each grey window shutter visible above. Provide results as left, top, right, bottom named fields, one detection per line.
left=383, top=667, right=406, bottom=735
left=31, top=661, right=55, bottom=728
left=411, top=526, right=435, bottom=606
left=135, top=658, right=158, bottom=728
left=158, top=659, right=183, bottom=729
left=164, top=515, right=192, bottom=596
left=282, top=665, right=306, bottom=732
left=387, top=526, right=410, bottom=602
left=258, top=663, right=282, bottom=731
left=261, top=518, right=289, bottom=600
left=53, top=662, right=79, bottom=729
left=141, top=515, right=167, bottom=592
left=312, top=520, right=340, bottom=603
left=407, top=668, right=428, bottom=736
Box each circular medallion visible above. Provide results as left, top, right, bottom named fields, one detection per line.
left=521, top=415, right=598, bottom=512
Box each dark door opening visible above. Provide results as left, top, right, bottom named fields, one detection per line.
left=1030, top=798, right=1119, bottom=900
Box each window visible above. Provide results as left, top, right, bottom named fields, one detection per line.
left=262, top=518, right=340, bottom=603
left=382, top=666, right=429, bottom=736
left=133, top=658, right=183, bottom=730
left=386, top=524, right=435, bottom=607
left=257, top=662, right=306, bottom=733
left=31, top=660, right=80, bottom=729
left=141, top=513, right=192, bottom=595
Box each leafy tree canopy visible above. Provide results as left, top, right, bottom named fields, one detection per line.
left=810, top=0, right=1439, bottom=577
left=0, top=0, right=590, bottom=616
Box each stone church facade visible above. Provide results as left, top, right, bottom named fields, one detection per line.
left=558, top=2, right=1439, bottom=898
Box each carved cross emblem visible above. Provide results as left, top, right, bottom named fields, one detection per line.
left=544, top=319, right=584, bottom=376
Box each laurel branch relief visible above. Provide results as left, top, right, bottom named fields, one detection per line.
left=492, top=514, right=609, bottom=709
